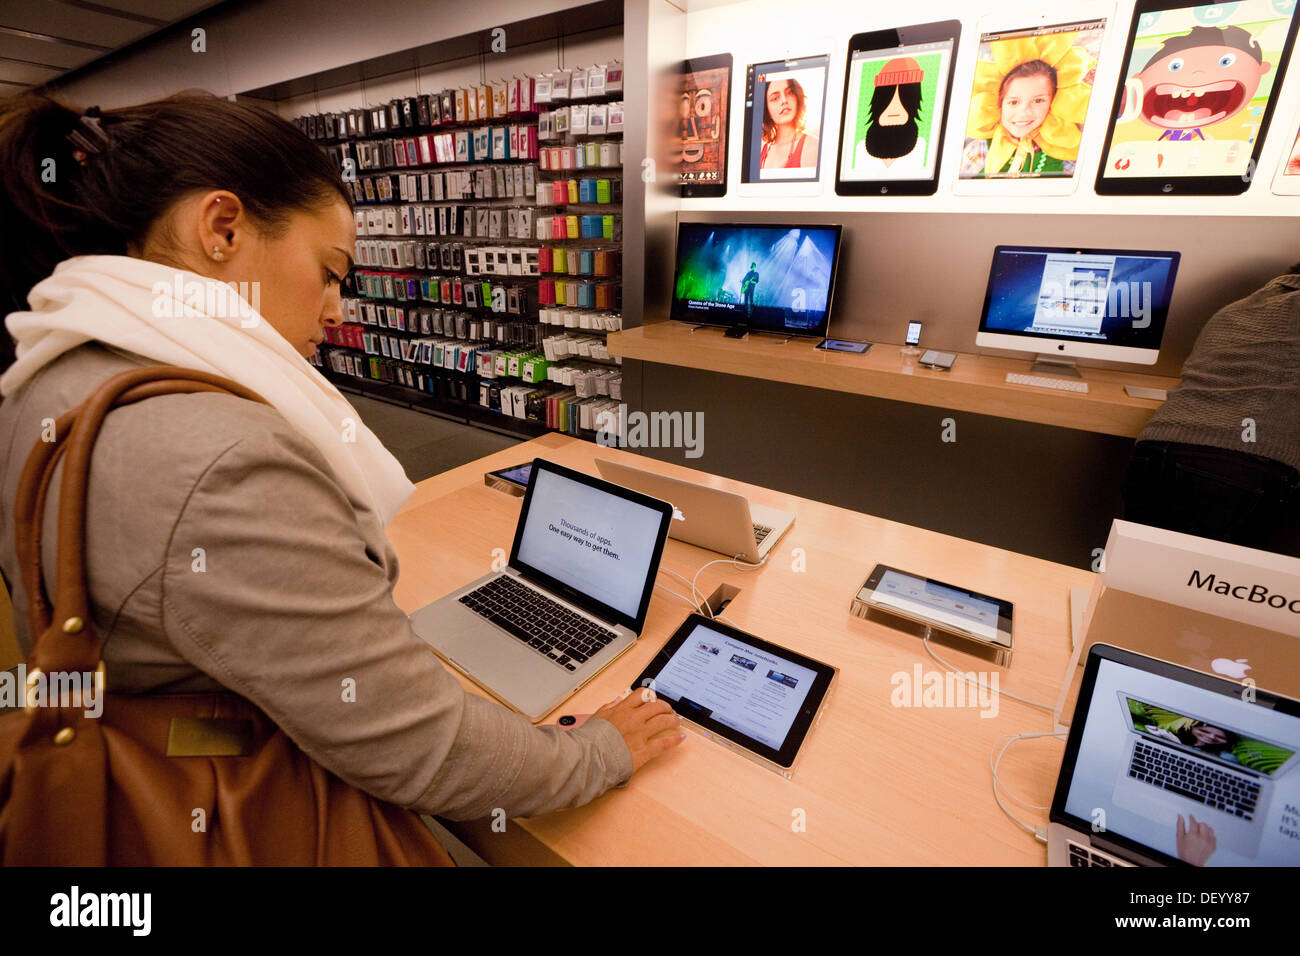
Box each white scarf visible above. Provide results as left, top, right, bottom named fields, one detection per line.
left=2, top=255, right=414, bottom=526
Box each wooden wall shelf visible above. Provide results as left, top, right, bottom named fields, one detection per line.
left=607, top=322, right=1181, bottom=439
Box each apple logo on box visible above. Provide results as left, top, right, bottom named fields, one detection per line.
left=1211, top=658, right=1252, bottom=680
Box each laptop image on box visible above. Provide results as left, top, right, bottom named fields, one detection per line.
left=1110, top=691, right=1297, bottom=858
left=595, top=458, right=794, bottom=563
left=409, top=458, right=673, bottom=722
left=1049, top=644, right=1300, bottom=867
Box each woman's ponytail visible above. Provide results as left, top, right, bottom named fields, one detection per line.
left=0, top=91, right=349, bottom=371
left=0, top=96, right=112, bottom=366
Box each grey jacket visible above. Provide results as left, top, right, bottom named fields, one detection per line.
left=1140, top=272, right=1300, bottom=471
left=0, top=343, right=632, bottom=820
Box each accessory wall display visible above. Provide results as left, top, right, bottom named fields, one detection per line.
left=294, top=58, right=624, bottom=439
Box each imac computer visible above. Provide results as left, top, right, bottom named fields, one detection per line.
left=670, top=222, right=843, bottom=340
left=976, top=245, right=1180, bottom=375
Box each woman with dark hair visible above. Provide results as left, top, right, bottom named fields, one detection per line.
left=760, top=76, right=818, bottom=170
left=0, top=93, right=682, bottom=851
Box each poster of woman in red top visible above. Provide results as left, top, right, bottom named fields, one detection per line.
left=742, top=54, right=829, bottom=186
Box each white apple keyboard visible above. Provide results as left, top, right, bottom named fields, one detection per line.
left=1005, top=372, right=1089, bottom=393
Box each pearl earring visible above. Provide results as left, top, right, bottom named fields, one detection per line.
left=212, top=246, right=225, bottom=262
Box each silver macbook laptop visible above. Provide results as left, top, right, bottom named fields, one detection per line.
left=409, top=458, right=673, bottom=722
left=1049, top=644, right=1300, bottom=867
left=595, top=458, right=795, bottom=563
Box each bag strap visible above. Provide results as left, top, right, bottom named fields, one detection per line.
left=14, top=366, right=269, bottom=675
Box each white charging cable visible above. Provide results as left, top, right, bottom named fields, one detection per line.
left=654, top=581, right=706, bottom=614
left=916, top=629, right=1065, bottom=845
left=688, top=553, right=768, bottom=619
left=990, top=730, right=1067, bottom=842
left=920, top=631, right=1056, bottom=713
left=658, top=554, right=768, bottom=621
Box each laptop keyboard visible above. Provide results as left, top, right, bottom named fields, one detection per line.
left=1128, top=740, right=1260, bottom=820
left=458, top=575, right=618, bottom=671
left=1067, top=840, right=1133, bottom=867
left=753, top=524, right=773, bottom=546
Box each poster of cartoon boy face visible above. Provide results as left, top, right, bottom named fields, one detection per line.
left=1099, top=0, right=1299, bottom=190
left=958, top=18, right=1106, bottom=181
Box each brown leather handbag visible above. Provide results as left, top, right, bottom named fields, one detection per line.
left=0, top=366, right=454, bottom=865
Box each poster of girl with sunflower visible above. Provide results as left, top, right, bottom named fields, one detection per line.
left=959, top=19, right=1107, bottom=180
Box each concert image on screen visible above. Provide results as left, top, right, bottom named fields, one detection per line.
left=670, top=223, right=842, bottom=336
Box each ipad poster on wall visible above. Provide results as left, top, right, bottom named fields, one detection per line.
left=677, top=53, right=733, bottom=198
left=1271, top=113, right=1300, bottom=193
left=954, top=9, right=1109, bottom=195
left=1096, top=0, right=1300, bottom=195
left=843, top=44, right=950, bottom=177
left=739, top=53, right=831, bottom=196
left=834, top=20, right=962, bottom=196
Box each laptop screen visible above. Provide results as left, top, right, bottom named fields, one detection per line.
left=1056, top=650, right=1300, bottom=866
left=512, top=462, right=671, bottom=630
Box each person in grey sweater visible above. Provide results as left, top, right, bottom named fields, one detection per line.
left=1123, top=268, right=1300, bottom=557
left=0, top=92, right=683, bottom=834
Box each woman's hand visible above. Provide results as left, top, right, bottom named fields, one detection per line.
left=590, top=688, right=685, bottom=773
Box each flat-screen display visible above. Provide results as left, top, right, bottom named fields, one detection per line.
left=835, top=20, right=962, bottom=196
left=979, top=245, right=1180, bottom=353
left=839, top=30, right=958, bottom=186
left=492, top=464, right=532, bottom=487
left=873, top=569, right=1007, bottom=644
left=670, top=222, right=843, bottom=336
left=633, top=614, right=837, bottom=772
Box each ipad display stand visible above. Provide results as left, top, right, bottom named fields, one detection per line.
left=853, top=601, right=1013, bottom=667
left=917, top=622, right=1012, bottom=668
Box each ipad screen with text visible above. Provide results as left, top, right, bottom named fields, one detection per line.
left=651, top=624, right=817, bottom=750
